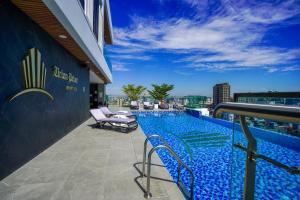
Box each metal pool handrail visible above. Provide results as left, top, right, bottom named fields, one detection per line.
left=213, top=102, right=300, bottom=200
left=213, top=102, right=300, bottom=123
left=142, top=134, right=169, bottom=176
left=234, top=143, right=300, bottom=175
left=142, top=134, right=195, bottom=200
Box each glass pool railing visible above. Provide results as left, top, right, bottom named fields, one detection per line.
left=104, top=48, right=112, bottom=72
left=214, top=103, right=300, bottom=200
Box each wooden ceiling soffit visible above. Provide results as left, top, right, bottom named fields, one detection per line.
left=11, top=0, right=109, bottom=83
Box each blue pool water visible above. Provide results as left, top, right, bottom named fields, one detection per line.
left=134, top=111, right=300, bottom=200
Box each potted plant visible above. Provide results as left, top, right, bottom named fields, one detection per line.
left=122, top=84, right=146, bottom=109
left=148, top=84, right=174, bottom=109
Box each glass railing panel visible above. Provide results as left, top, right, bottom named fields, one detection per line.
left=254, top=144, right=300, bottom=199
left=253, top=119, right=300, bottom=199
left=230, top=117, right=300, bottom=199
left=230, top=120, right=247, bottom=200
left=103, top=48, right=112, bottom=72
left=106, top=95, right=129, bottom=106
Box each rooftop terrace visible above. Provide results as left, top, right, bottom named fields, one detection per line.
left=0, top=107, right=184, bottom=200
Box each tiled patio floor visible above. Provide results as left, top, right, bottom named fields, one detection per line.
left=0, top=112, right=184, bottom=200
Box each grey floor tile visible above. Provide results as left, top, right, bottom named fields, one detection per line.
left=0, top=117, right=184, bottom=200
left=11, top=181, right=62, bottom=200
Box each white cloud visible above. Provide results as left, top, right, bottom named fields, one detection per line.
left=109, top=54, right=152, bottom=61
left=267, top=68, right=279, bottom=73
left=111, top=0, right=300, bottom=72
left=107, top=46, right=146, bottom=54
left=237, top=0, right=300, bottom=25
left=267, top=66, right=300, bottom=73
left=173, top=69, right=193, bottom=75
left=112, top=62, right=130, bottom=72
left=282, top=66, right=300, bottom=72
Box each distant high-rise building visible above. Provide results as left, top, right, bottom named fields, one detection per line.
left=233, top=92, right=300, bottom=106
left=213, top=83, right=231, bottom=107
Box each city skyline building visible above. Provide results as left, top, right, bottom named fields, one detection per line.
left=234, top=92, right=300, bottom=106
left=213, top=83, right=231, bottom=107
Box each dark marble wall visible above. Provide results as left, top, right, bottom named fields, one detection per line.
left=0, top=1, right=90, bottom=179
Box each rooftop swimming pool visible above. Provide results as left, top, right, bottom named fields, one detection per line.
left=134, top=111, right=300, bottom=200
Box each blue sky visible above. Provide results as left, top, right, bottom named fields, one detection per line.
left=106, top=0, right=300, bottom=97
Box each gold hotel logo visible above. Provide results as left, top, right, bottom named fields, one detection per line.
left=9, top=48, right=54, bottom=101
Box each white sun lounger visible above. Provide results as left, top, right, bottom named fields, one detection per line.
left=90, top=109, right=138, bottom=133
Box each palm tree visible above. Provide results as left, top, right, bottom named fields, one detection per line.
left=148, top=84, right=174, bottom=103
left=122, top=84, right=146, bottom=101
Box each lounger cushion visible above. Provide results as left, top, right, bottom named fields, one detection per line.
left=100, top=107, right=133, bottom=116
left=90, top=109, right=107, bottom=120
left=131, top=101, right=138, bottom=106
left=100, top=107, right=113, bottom=115
left=106, top=117, right=135, bottom=123
left=90, top=109, right=135, bottom=123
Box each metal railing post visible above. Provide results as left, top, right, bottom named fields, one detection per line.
left=239, top=116, right=257, bottom=200
left=177, top=163, right=181, bottom=185
left=142, top=134, right=168, bottom=177
left=142, top=136, right=150, bottom=177
left=213, top=103, right=300, bottom=199
left=144, top=144, right=194, bottom=200
left=144, top=146, right=155, bottom=198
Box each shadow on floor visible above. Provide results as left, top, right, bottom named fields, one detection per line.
left=87, top=123, right=132, bottom=134
left=134, top=161, right=193, bottom=200
left=133, top=162, right=176, bottom=196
